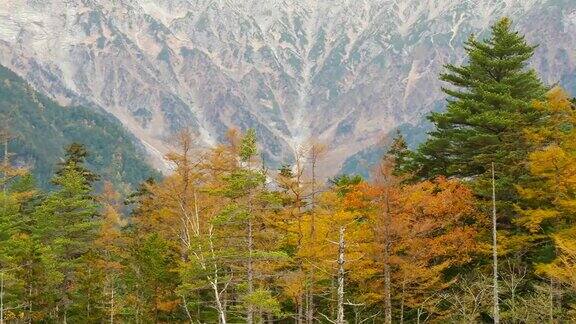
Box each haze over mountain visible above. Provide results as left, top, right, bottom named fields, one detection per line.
left=0, top=0, right=574, bottom=175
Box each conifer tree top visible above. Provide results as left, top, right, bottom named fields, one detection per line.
left=53, top=143, right=99, bottom=187
left=414, top=17, right=546, bottom=182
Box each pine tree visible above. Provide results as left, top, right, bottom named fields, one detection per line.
left=413, top=17, right=546, bottom=217
left=54, top=143, right=99, bottom=186
left=387, top=130, right=412, bottom=176
left=126, top=233, right=179, bottom=322
left=33, top=143, right=100, bottom=321
left=239, top=129, right=258, bottom=163
left=218, top=129, right=280, bottom=323
left=0, top=129, right=39, bottom=323
left=0, top=173, right=27, bottom=322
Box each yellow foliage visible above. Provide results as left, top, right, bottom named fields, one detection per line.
left=518, top=87, right=576, bottom=233
left=520, top=87, right=576, bottom=293
left=156, top=299, right=180, bottom=312
left=516, top=208, right=560, bottom=233
left=537, top=228, right=576, bottom=290
left=337, top=174, right=480, bottom=313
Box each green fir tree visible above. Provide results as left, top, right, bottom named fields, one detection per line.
left=412, top=17, right=546, bottom=219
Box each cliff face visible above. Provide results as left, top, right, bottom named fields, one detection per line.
left=1, top=0, right=574, bottom=175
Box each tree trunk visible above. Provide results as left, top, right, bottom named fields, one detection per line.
left=247, top=218, right=254, bottom=324
left=383, top=191, right=392, bottom=324
left=307, top=158, right=317, bottom=324
left=110, top=284, right=115, bottom=324
left=209, top=227, right=227, bottom=324
left=87, top=268, right=92, bottom=319
left=297, top=294, right=304, bottom=324
left=306, top=272, right=315, bottom=324
left=336, top=226, right=346, bottom=324
left=307, top=143, right=326, bottom=324
left=491, top=163, right=500, bottom=324
left=2, top=132, right=8, bottom=195
left=383, top=245, right=392, bottom=324
left=400, top=279, right=405, bottom=324
left=28, top=269, right=32, bottom=324
left=1, top=272, right=4, bottom=324
left=549, top=280, right=554, bottom=323
left=212, top=280, right=227, bottom=324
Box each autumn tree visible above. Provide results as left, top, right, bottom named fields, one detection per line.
left=272, top=155, right=310, bottom=322
left=310, top=176, right=373, bottom=323
left=95, top=182, right=127, bottom=323
left=349, top=146, right=480, bottom=322
left=130, top=130, right=208, bottom=321
left=516, top=87, right=576, bottom=316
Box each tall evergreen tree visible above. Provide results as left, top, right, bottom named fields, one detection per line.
left=412, top=18, right=546, bottom=218
left=239, top=129, right=258, bottom=163
left=0, top=156, right=32, bottom=322
left=387, top=130, right=412, bottom=176
left=33, top=143, right=100, bottom=321
left=54, top=143, right=99, bottom=186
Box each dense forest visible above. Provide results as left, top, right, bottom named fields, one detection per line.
left=0, top=65, right=158, bottom=190
left=2, top=18, right=576, bottom=323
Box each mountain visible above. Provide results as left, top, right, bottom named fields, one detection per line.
left=0, top=65, right=158, bottom=190
left=0, top=0, right=574, bottom=176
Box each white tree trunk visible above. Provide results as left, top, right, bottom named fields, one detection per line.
left=336, top=226, right=345, bottom=324
left=28, top=270, right=32, bottom=324
left=491, top=163, right=500, bottom=324
left=247, top=218, right=254, bottom=324
left=2, top=133, right=8, bottom=195
left=297, top=294, right=304, bottom=324
left=110, top=284, right=114, bottom=324
left=383, top=192, right=392, bottom=324
left=1, top=271, right=4, bottom=324
left=307, top=158, right=317, bottom=324
left=209, top=226, right=227, bottom=324
left=211, top=280, right=227, bottom=324
left=306, top=276, right=314, bottom=324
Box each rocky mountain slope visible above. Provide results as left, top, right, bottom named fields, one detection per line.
left=0, top=0, right=574, bottom=175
